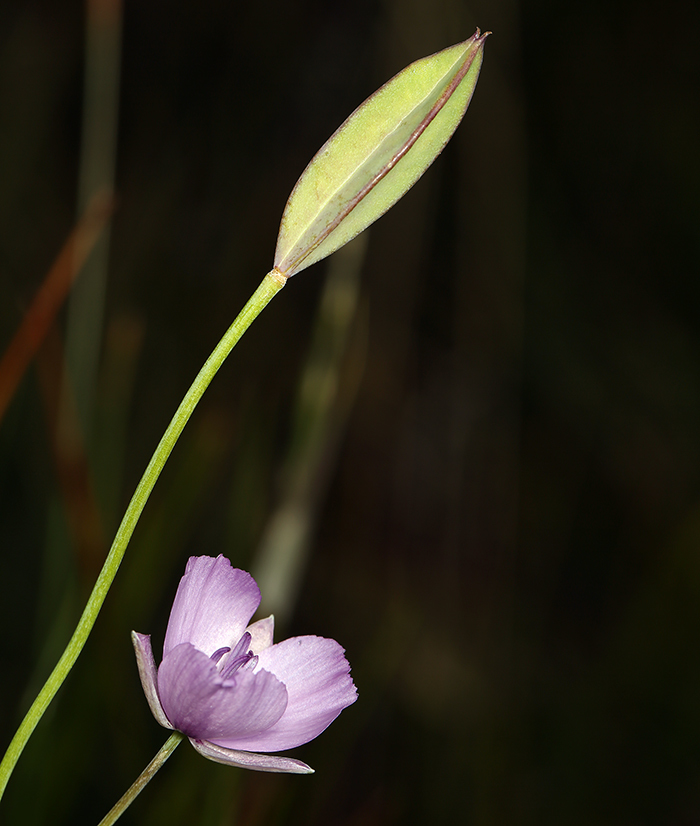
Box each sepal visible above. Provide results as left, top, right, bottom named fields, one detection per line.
left=190, top=739, right=314, bottom=774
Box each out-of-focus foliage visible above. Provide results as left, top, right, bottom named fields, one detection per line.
left=1, top=0, right=699, bottom=824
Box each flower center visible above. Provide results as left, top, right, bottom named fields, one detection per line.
left=210, top=631, right=258, bottom=681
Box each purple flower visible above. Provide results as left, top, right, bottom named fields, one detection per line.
left=132, top=555, right=357, bottom=774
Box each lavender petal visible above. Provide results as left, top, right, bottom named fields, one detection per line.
left=209, top=636, right=357, bottom=752
left=163, top=555, right=261, bottom=658
left=157, top=642, right=288, bottom=741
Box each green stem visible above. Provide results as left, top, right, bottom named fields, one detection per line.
left=98, top=732, right=184, bottom=826
left=0, top=269, right=286, bottom=800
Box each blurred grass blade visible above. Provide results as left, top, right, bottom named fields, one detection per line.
left=63, top=0, right=123, bottom=441
left=253, top=234, right=368, bottom=625
left=274, top=29, right=490, bottom=277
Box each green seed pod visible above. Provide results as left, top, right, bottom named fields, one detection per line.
left=274, top=29, right=490, bottom=278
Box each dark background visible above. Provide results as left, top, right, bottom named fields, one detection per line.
left=1, top=0, right=699, bottom=823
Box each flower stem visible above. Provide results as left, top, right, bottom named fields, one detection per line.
left=0, top=269, right=286, bottom=800
left=98, top=732, right=184, bottom=826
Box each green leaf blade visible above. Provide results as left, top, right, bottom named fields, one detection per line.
left=274, top=29, right=489, bottom=277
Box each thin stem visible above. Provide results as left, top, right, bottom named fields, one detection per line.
left=98, top=732, right=184, bottom=826
left=0, top=269, right=286, bottom=800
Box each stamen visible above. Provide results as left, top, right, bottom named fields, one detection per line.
left=229, top=632, right=252, bottom=661
left=242, top=654, right=258, bottom=671
left=219, top=632, right=254, bottom=680
left=210, top=647, right=230, bottom=665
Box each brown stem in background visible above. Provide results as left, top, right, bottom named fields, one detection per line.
left=0, top=191, right=113, bottom=424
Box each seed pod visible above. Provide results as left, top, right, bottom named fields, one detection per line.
left=274, top=29, right=490, bottom=278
